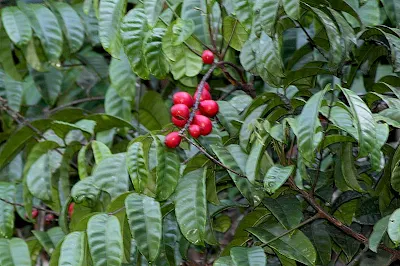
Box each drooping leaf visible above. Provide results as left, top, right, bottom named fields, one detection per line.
left=126, top=142, right=149, bottom=194
left=26, top=154, right=52, bottom=201
left=263, top=165, right=294, bottom=194
left=87, top=213, right=123, bottom=266
left=341, top=143, right=364, bottom=192
left=138, top=91, right=170, bottom=130
left=252, top=0, right=280, bottom=36
left=382, top=0, right=400, bottom=27
left=222, top=16, right=249, bottom=51
left=230, top=246, right=267, bottom=266
left=91, top=140, right=112, bottom=164
left=214, top=256, right=233, bottom=266
left=30, top=67, right=63, bottom=106
left=308, top=220, right=332, bottom=265
left=105, top=87, right=132, bottom=122
left=58, top=232, right=85, bottom=266
left=0, top=238, right=31, bottom=266
left=99, top=0, right=126, bottom=57
left=109, top=51, right=136, bottom=101
left=369, top=215, right=390, bottom=252
left=1, top=6, right=32, bottom=47
left=4, top=74, right=23, bottom=111
left=125, top=193, right=162, bottom=262
left=262, top=195, right=303, bottom=229
left=0, top=182, right=15, bottom=238
left=78, top=145, right=89, bottom=180
left=175, top=169, right=207, bottom=245
left=282, top=0, right=299, bottom=20
left=181, top=0, right=210, bottom=44
left=144, top=0, right=163, bottom=27
left=145, top=28, right=170, bottom=79
left=388, top=208, right=400, bottom=246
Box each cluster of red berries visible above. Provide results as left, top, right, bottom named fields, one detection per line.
left=29, top=202, right=74, bottom=224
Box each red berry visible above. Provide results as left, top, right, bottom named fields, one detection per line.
left=189, top=125, right=201, bottom=138
left=68, top=203, right=75, bottom=217
left=193, top=115, right=213, bottom=136
left=195, top=110, right=202, bottom=116
left=172, top=117, right=187, bottom=128
left=171, top=104, right=190, bottom=120
left=197, top=82, right=210, bottom=91
left=31, top=209, right=38, bottom=219
left=193, top=89, right=211, bottom=102
left=199, top=100, right=219, bottom=117
left=45, top=213, right=55, bottom=224
left=173, top=92, right=194, bottom=108
left=165, top=132, right=182, bottom=148
left=202, top=50, right=214, bottom=64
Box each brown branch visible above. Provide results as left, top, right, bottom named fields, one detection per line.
left=0, top=197, right=58, bottom=215
left=48, top=96, right=105, bottom=114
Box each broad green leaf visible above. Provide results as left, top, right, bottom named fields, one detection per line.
left=222, top=16, right=249, bottom=51
left=340, top=86, right=376, bottom=157
left=59, top=232, right=85, bottom=266
left=86, top=114, right=134, bottom=132
left=145, top=28, right=170, bottom=79
left=138, top=91, right=169, bottom=130
left=33, top=227, right=64, bottom=255
left=240, top=104, right=267, bottom=151
left=126, top=142, right=149, bottom=193
left=0, top=26, right=20, bottom=80
left=1, top=7, right=32, bottom=46
left=341, top=143, right=364, bottom=192
left=282, top=0, right=299, bottom=20
left=0, top=182, right=15, bottom=238
left=262, top=195, right=302, bottom=229
left=181, top=0, right=210, bottom=44
left=211, top=145, right=264, bottom=206
left=109, top=51, right=136, bottom=101
left=253, top=0, right=280, bottom=36
left=240, top=37, right=257, bottom=72
left=216, top=101, right=240, bottom=136
left=125, top=193, right=162, bottom=262
left=248, top=217, right=316, bottom=265
left=99, top=0, right=126, bottom=57
left=91, top=140, right=112, bottom=164
left=230, top=246, right=266, bottom=266
left=214, top=256, right=233, bottom=266
left=231, top=0, right=253, bottom=29
left=19, top=3, right=63, bottom=62
left=388, top=208, right=400, bottom=246
left=121, top=8, right=150, bottom=79
left=78, top=145, right=89, bottom=179
left=71, top=176, right=101, bottom=204
left=246, top=136, right=272, bottom=184
left=144, top=0, right=163, bottom=27
left=4, top=74, right=23, bottom=111
left=154, top=137, right=180, bottom=201
left=382, top=0, right=400, bottom=27
left=213, top=215, right=231, bottom=233
left=175, top=169, right=207, bottom=245
left=308, top=221, right=331, bottom=265
left=297, top=89, right=325, bottom=162
left=369, top=215, right=390, bottom=252
left=263, top=165, right=294, bottom=194
left=26, top=154, right=52, bottom=201
left=31, top=67, right=63, bottom=106
left=53, top=2, right=84, bottom=53
left=0, top=238, right=31, bottom=266
left=170, top=18, right=195, bottom=46
left=87, top=214, right=123, bottom=266
left=105, top=87, right=132, bottom=122
left=92, top=153, right=130, bottom=200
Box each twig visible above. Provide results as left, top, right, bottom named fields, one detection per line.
left=296, top=21, right=329, bottom=61
left=48, top=96, right=104, bottom=114
left=108, top=206, right=125, bottom=215
left=260, top=214, right=321, bottom=247
left=0, top=197, right=59, bottom=215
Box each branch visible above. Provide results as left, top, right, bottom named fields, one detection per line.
left=0, top=197, right=58, bottom=215
left=48, top=96, right=105, bottom=114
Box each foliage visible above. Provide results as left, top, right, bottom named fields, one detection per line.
left=0, top=0, right=400, bottom=265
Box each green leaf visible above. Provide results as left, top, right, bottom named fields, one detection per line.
left=0, top=26, right=20, bottom=80
left=222, top=16, right=249, bottom=51
left=19, top=3, right=63, bottom=63
left=263, top=165, right=294, bottom=194
left=369, top=215, right=390, bottom=252
left=33, top=228, right=64, bottom=255
left=181, top=0, right=210, bottom=44
left=214, top=256, right=233, bottom=266
left=105, top=87, right=132, bottom=122
left=99, top=0, right=126, bottom=57
left=230, top=246, right=266, bottom=266
left=52, top=2, right=84, bottom=53
left=340, top=86, right=376, bottom=157
left=382, top=0, right=400, bottom=27
left=144, top=0, right=163, bottom=27
left=26, top=154, right=52, bottom=201
left=121, top=8, right=150, bottom=79
left=245, top=136, right=271, bottom=184
left=154, top=137, right=180, bottom=201
left=91, top=140, right=112, bottom=164
left=308, top=221, right=331, bottom=265
left=126, top=142, right=149, bottom=194
left=87, top=213, right=123, bottom=266
left=388, top=208, right=400, bottom=246
left=297, top=89, right=325, bottom=162
left=59, top=232, right=85, bottom=266
left=282, top=0, right=299, bottom=20
left=262, top=195, right=302, bottom=229
left=213, top=215, right=231, bottom=233
left=248, top=217, right=316, bottom=265
left=31, top=67, right=63, bottom=106
left=340, top=143, right=364, bottom=192
left=253, top=0, right=280, bottom=36
left=175, top=169, right=207, bottom=245
left=86, top=114, right=134, bottom=132
left=78, top=145, right=89, bottom=180
left=125, top=193, right=162, bottom=262
left=171, top=18, right=195, bottom=46
left=138, top=91, right=170, bottom=130
left=0, top=182, right=15, bottom=238
left=231, top=0, right=253, bottom=29
left=109, top=51, right=136, bottom=101
left=211, top=144, right=264, bottom=206
left=240, top=104, right=267, bottom=151
left=4, top=74, right=23, bottom=111
left=0, top=238, right=31, bottom=266
left=145, top=28, right=170, bottom=79
left=1, top=7, right=32, bottom=47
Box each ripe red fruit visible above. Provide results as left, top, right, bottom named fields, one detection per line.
left=173, top=92, right=193, bottom=108
left=31, top=209, right=38, bottom=219
left=165, top=132, right=182, bottom=148
left=199, top=100, right=219, bottom=117
left=172, top=117, right=187, bottom=128
left=45, top=213, right=55, bottom=224
left=197, top=82, right=210, bottom=91
left=193, top=115, right=213, bottom=136
left=189, top=124, right=201, bottom=138
left=202, top=50, right=214, bottom=64
left=193, top=89, right=211, bottom=102
left=171, top=104, right=190, bottom=120
left=68, top=203, right=75, bottom=217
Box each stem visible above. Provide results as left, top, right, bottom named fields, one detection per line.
left=0, top=197, right=59, bottom=215
left=221, top=19, right=237, bottom=59
left=48, top=96, right=105, bottom=114
left=260, top=214, right=321, bottom=247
